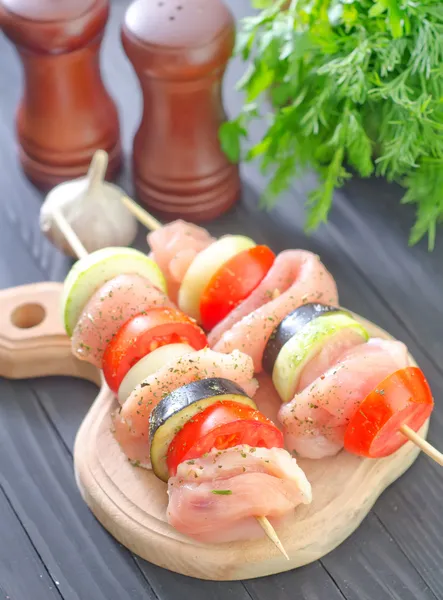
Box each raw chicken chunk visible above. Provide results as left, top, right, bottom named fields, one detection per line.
left=72, top=274, right=174, bottom=367
left=279, top=339, right=410, bottom=458
left=211, top=250, right=338, bottom=372
left=167, top=445, right=312, bottom=543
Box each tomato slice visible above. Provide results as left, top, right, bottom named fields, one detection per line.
left=103, top=308, right=208, bottom=393
left=200, top=245, right=275, bottom=331
left=344, top=367, right=433, bottom=458
left=166, top=400, right=284, bottom=475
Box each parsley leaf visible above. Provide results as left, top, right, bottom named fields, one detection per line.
left=223, top=0, right=443, bottom=249
left=219, top=120, right=246, bottom=163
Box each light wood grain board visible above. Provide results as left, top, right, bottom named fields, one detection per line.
left=0, top=281, right=429, bottom=580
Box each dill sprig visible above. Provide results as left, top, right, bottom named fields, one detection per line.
left=220, top=0, right=443, bottom=249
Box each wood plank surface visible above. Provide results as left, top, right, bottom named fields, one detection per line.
left=0, top=0, right=442, bottom=599
left=0, top=486, right=63, bottom=600
left=0, top=378, right=157, bottom=600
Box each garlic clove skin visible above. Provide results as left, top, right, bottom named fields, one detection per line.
left=40, top=177, right=139, bottom=257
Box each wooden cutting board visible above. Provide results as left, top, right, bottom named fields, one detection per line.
left=0, top=282, right=428, bottom=581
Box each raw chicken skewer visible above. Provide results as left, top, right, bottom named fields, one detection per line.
left=53, top=211, right=291, bottom=560
left=122, top=193, right=443, bottom=468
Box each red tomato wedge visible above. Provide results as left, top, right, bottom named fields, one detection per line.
left=344, top=367, right=433, bottom=459
left=166, top=400, right=284, bottom=476
left=200, top=245, right=275, bottom=331
left=103, top=308, right=208, bottom=394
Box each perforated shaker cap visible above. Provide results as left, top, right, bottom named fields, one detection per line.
left=1, top=0, right=96, bottom=21
left=124, top=0, right=233, bottom=48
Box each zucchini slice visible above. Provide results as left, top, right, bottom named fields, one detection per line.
left=272, top=311, right=369, bottom=403
left=62, top=247, right=167, bottom=336
left=263, top=303, right=343, bottom=374
left=117, top=343, right=194, bottom=405
left=150, top=378, right=256, bottom=482
left=178, top=235, right=256, bottom=322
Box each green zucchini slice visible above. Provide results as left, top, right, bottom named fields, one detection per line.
left=263, top=303, right=343, bottom=374
left=149, top=378, right=256, bottom=482
left=62, top=247, right=166, bottom=336
left=272, top=311, right=369, bottom=403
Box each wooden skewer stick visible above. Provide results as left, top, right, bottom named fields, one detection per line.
left=121, top=195, right=162, bottom=232
left=87, top=149, right=108, bottom=194
left=53, top=209, right=88, bottom=259
left=54, top=207, right=289, bottom=561
left=256, top=516, right=289, bottom=560
left=400, top=425, right=443, bottom=466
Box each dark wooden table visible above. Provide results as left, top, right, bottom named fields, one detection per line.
left=1, top=2, right=442, bottom=599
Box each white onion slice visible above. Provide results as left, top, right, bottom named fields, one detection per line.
left=117, top=343, right=194, bottom=405
left=178, top=235, right=256, bottom=322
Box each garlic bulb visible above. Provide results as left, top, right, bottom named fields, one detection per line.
left=40, top=151, right=138, bottom=257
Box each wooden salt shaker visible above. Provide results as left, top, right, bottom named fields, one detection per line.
left=121, top=0, right=241, bottom=222
left=0, top=0, right=122, bottom=189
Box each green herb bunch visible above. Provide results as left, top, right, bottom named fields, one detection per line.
left=220, top=0, right=443, bottom=249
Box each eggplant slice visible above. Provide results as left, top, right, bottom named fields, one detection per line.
left=149, top=378, right=256, bottom=482
left=271, top=311, right=370, bottom=403
left=263, top=303, right=345, bottom=374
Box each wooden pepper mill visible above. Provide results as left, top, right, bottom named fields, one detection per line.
left=121, top=0, right=241, bottom=222
left=0, top=0, right=122, bottom=190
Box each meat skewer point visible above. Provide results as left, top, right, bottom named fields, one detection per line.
left=256, top=516, right=289, bottom=561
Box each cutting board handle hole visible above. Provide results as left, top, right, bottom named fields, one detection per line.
left=11, top=303, right=46, bottom=329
